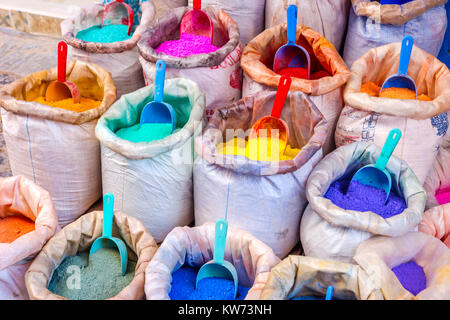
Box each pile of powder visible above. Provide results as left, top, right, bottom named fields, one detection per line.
left=48, top=247, right=136, bottom=300
left=361, top=81, right=432, bottom=101
left=391, top=260, right=427, bottom=295
left=76, top=24, right=132, bottom=43
left=169, top=265, right=250, bottom=300
left=0, top=215, right=35, bottom=243
left=218, top=137, right=300, bottom=161
left=33, top=96, right=101, bottom=113
left=435, top=187, right=450, bottom=205
left=277, top=67, right=331, bottom=80
left=156, top=34, right=220, bottom=57
left=116, top=123, right=174, bottom=143
left=324, top=177, right=407, bottom=219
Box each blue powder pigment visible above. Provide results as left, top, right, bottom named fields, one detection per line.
left=391, top=260, right=427, bottom=296
left=292, top=295, right=323, bottom=300
left=324, top=178, right=407, bottom=219
left=169, top=265, right=250, bottom=300
left=76, top=24, right=132, bottom=43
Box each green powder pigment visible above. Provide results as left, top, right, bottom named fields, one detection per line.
left=116, top=123, right=174, bottom=143
left=76, top=24, right=133, bottom=43
left=48, top=248, right=136, bottom=300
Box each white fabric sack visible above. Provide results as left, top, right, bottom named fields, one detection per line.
left=300, top=142, right=427, bottom=263
left=145, top=223, right=281, bottom=300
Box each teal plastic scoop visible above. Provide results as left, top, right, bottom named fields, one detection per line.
left=195, top=219, right=239, bottom=299
left=348, top=128, right=402, bottom=203
left=89, top=193, right=128, bottom=276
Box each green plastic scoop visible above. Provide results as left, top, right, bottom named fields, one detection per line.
left=348, top=128, right=402, bottom=203
left=89, top=193, right=128, bottom=276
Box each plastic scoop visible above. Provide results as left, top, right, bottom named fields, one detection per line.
left=273, top=4, right=311, bottom=79
left=380, top=36, right=417, bottom=98
left=101, top=0, right=134, bottom=36
left=325, top=286, right=334, bottom=300
left=89, top=193, right=128, bottom=276
left=45, top=41, right=80, bottom=103
left=348, top=128, right=402, bottom=203
left=180, top=0, right=213, bottom=42
left=140, top=60, right=177, bottom=132
left=195, top=219, right=239, bottom=299
left=249, top=75, right=292, bottom=151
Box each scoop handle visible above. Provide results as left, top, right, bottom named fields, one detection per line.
left=193, top=0, right=201, bottom=10
left=398, top=35, right=414, bottom=76
left=287, top=4, right=297, bottom=45
left=57, top=41, right=67, bottom=83
left=375, top=128, right=402, bottom=171
left=271, top=76, right=292, bottom=119
left=103, top=193, right=114, bottom=238
left=213, top=219, right=228, bottom=265
left=154, top=60, right=166, bottom=103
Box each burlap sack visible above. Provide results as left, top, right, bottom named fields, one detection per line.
left=145, top=223, right=281, bottom=300
left=137, top=6, right=242, bottom=122
left=95, top=78, right=205, bottom=243
left=0, top=175, right=58, bottom=300
left=300, top=141, right=427, bottom=263
left=61, top=1, right=156, bottom=98
left=353, top=232, right=450, bottom=300
left=188, top=0, right=266, bottom=45
left=25, top=210, right=158, bottom=300
left=260, top=255, right=383, bottom=300
left=194, top=90, right=328, bottom=258
left=343, top=0, right=447, bottom=67
left=0, top=60, right=117, bottom=227
left=336, top=43, right=450, bottom=184
left=241, top=24, right=350, bottom=154
left=265, top=0, right=351, bottom=53
left=419, top=203, right=450, bottom=248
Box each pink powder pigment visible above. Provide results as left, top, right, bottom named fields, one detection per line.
left=155, top=34, right=219, bottom=57
left=435, top=187, right=450, bottom=205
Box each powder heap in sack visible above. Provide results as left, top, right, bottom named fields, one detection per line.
left=277, top=67, right=331, bottom=80
left=435, top=187, right=450, bottom=205
left=169, top=265, right=250, bottom=300
left=48, top=248, right=136, bottom=300
left=33, top=96, right=101, bottom=113
left=76, top=24, right=133, bottom=43
left=218, top=137, right=300, bottom=161
left=391, top=260, right=427, bottom=296
left=324, top=177, right=407, bottom=219
left=361, top=81, right=432, bottom=101
left=0, top=215, right=35, bottom=243
left=116, top=123, right=174, bottom=143
left=155, top=34, right=220, bottom=57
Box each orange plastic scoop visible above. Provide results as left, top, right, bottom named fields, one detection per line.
left=45, top=41, right=80, bottom=103
left=180, top=0, right=213, bottom=42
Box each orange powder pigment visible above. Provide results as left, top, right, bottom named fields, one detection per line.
left=33, top=96, right=101, bottom=113
left=0, top=215, right=35, bottom=243
left=361, top=81, right=431, bottom=101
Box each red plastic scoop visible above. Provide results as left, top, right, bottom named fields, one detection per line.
left=45, top=41, right=80, bottom=103
left=249, top=76, right=292, bottom=150
left=180, top=0, right=213, bottom=42
left=102, top=0, right=134, bottom=36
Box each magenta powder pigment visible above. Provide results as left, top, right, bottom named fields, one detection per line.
left=324, top=177, right=407, bottom=219
left=391, top=260, right=427, bottom=295
left=156, top=34, right=220, bottom=57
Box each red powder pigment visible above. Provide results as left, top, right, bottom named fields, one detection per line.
left=155, top=33, right=220, bottom=57
left=277, top=67, right=331, bottom=80
left=0, top=215, right=35, bottom=243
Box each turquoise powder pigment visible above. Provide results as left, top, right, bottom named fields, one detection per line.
left=76, top=24, right=132, bottom=43
left=116, top=123, right=173, bottom=143
left=48, top=248, right=136, bottom=300
left=169, top=265, right=250, bottom=300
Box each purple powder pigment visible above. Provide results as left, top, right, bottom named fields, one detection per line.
left=391, top=260, right=427, bottom=295
left=155, top=34, right=220, bottom=57
left=324, top=177, right=407, bottom=219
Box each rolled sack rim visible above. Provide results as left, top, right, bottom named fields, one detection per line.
left=305, top=141, right=427, bottom=237
left=137, top=6, right=241, bottom=69
left=61, top=1, right=157, bottom=54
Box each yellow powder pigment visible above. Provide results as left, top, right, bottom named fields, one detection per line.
left=361, top=81, right=431, bottom=101
left=218, top=137, right=300, bottom=161
left=33, top=96, right=101, bottom=113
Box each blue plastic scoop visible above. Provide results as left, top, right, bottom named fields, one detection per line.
left=89, top=193, right=128, bottom=276
left=325, top=286, right=334, bottom=300
left=140, top=60, right=177, bottom=132
left=348, top=128, right=402, bottom=203
left=273, top=4, right=311, bottom=79
left=380, top=36, right=417, bottom=98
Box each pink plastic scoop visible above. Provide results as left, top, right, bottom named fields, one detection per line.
left=102, top=0, right=134, bottom=36
left=180, top=0, right=213, bottom=43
